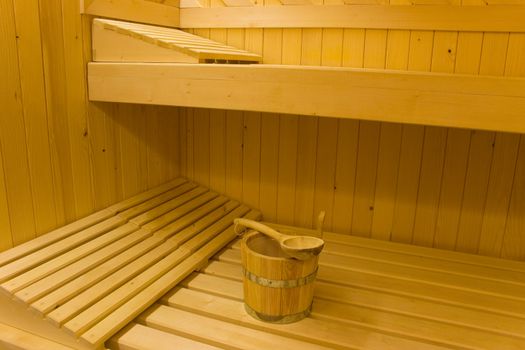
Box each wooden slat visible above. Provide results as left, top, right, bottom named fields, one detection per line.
left=109, top=323, right=221, bottom=350
left=179, top=5, right=525, bottom=31
left=0, top=178, right=186, bottom=268
left=164, top=287, right=449, bottom=350
left=0, top=216, right=126, bottom=284
left=0, top=322, right=73, bottom=350
left=116, top=181, right=196, bottom=220
left=183, top=272, right=525, bottom=340
left=108, top=178, right=187, bottom=214
left=265, top=222, right=525, bottom=273
left=94, top=19, right=261, bottom=63
left=12, top=0, right=57, bottom=238
left=208, top=253, right=525, bottom=319
left=219, top=248, right=525, bottom=300
left=88, top=63, right=525, bottom=134
left=128, top=186, right=208, bottom=225
left=79, top=210, right=260, bottom=348
left=229, top=239, right=525, bottom=285
left=141, top=191, right=219, bottom=233
left=46, top=200, right=241, bottom=326
left=2, top=183, right=201, bottom=291
left=0, top=209, right=112, bottom=268
left=311, top=298, right=525, bottom=349
left=15, top=226, right=147, bottom=304
left=139, top=306, right=333, bottom=350
left=83, top=0, right=180, bottom=28
left=6, top=223, right=140, bottom=296
left=64, top=205, right=251, bottom=335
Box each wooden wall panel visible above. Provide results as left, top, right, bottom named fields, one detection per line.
left=0, top=1, right=180, bottom=252
left=180, top=20, right=525, bottom=260
left=2, top=0, right=524, bottom=264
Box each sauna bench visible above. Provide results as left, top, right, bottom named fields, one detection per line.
left=0, top=178, right=260, bottom=350
left=3, top=208, right=525, bottom=349
left=88, top=62, right=525, bottom=134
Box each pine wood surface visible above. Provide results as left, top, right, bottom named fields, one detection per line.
left=177, top=25, right=525, bottom=261
left=85, top=221, right=525, bottom=350
left=0, top=178, right=261, bottom=349
left=179, top=5, right=525, bottom=31
left=92, top=19, right=261, bottom=63
left=82, top=0, right=180, bottom=28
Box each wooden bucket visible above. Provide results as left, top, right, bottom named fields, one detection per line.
left=241, top=231, right=319, bottom=324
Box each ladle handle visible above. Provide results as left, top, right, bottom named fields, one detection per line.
left=233, top=218, right=285, bottom=243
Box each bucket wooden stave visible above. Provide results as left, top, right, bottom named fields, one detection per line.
left=241, top=231, right=319, bottom=324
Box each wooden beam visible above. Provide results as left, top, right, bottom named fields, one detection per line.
left=82, top=0, right=180, bottom=28
left=179, top=5, right=525, bottom=32
left=88, top=63, right=525, bottom=134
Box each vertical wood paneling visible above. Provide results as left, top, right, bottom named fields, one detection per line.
left=412, top=127, right=447, bottom=246
left=342, top=29, right=365, bottom=67
left=179, top=17, right=525, bottom=261
left=0, top=0, right=14, bottom=248
left=452, top=33, right=491, bottom=253
left=39, top=0, right=77, bottom=224
left=455, top=131, right=495, bottom=253
left=331, top=120, right=359, bottom=234
left=62, top=0, right=95, bottom=218
left=433, top=129, right=471, bottom=250
left=145, top=106, right=167, bottom=188
left=259, top=114, right=280, bottom=221
left=115, top=104, right=148, bottom=198
left=294, top=117, right=318, bottom=227
left=276, top=116, right=298, bottom=225
left=225, top=111, right=244, bottom=200
left=12, top=0, right=57, bottom=235
left=89, top=102, right=119, bottom=209
left=479, top=33, right=509, bottom=76
left=193, top=108, right=210, bottom=187
left=478, top=133, right=520, bottom=256
left=370, top=29, right=408, bottom=240
left=209, top=109, right=226, bottom=193
left=498, top=34, right=525, bottom=259
left=0, top=1, right=181, bottom=252
left=3, top=0, right=525, bottom=262
left=501, top=136, right=525, bottom=260
left=351, top=121, right=380, bottom=236
left=314, top=119, right=338, bottom=230
left=242, top=112, right=261, bottom=208
left=0, top=0, right=37, bottom=245
left=0, top=145, right=12, bottom=251
left=371, top=123, right=402, bottom=240
left=390, top=125, right=424, bottom=243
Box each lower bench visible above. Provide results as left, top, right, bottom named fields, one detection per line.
left=0, top=178, right=260, bottom=349
left=1, top=178, right=525, bottom=349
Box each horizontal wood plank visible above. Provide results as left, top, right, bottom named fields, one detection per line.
left=182, top=272, right=525, bottom=339
left=139, top=306, right=333, bottom=350
left=109, top=323, right=221, bottom=350
left=46, top=201, right=242, bottom=326
left=88, top=63, right=525, bottom=133
left=179, top=5, right=525, bottom=32
left=83, top=0, right=180, bottom=28
left=205, top=258, right=525, bottom=319
left=164, top=287, right=449, bottom=350
left=79, top=210, right=260, bottom=348
left=93, top=19, right=262, bottom=63
left=265, top=222, right=525, bottom=274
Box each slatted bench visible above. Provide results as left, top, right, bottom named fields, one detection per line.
left=117, top=223, right=525, bottom=350
left=1, top=181, right=525, bottom=349
left=0, top=178, right=259, bottom=349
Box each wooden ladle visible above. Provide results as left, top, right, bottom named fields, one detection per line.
left=234, top=218, right=325, bottom=260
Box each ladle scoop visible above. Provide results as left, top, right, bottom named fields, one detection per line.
left=234, top=218, right=324, bottom=260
